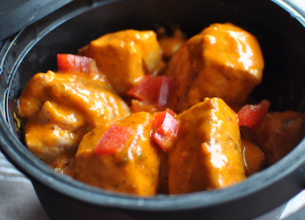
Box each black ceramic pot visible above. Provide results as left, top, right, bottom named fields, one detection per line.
left=1, top=0, right=305, bottom=219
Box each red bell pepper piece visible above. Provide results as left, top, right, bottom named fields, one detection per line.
left=152, top=76, right=174, bottom=108
left=165, top=108, right=177, bottom=117
left=152, top=111, right=178, bottom=152
left=95, top=124, right=135, bottom=156
left=57, top=54, right=93, bottom=74
left=237, top=100, right=270, bottom=129
left=127, top=75, right=174, bottom=109
left=127, top=75, right=155, bottom=101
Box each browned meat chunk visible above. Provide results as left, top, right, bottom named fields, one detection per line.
left=74, top=112, right=161, bottom=196
left=83, top=30, right=163, bottom=96
left=168, top=97, right=246, bottom=194
left=19, top=71, right=130, bottom=163
left=165, top=23, right=264, bottom=113
left=241, top=138, right=266, bottom=176
left=240, top=111, right=305, bottom=165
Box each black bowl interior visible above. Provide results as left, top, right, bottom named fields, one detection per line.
left=1, top=0, right=305, bottom=219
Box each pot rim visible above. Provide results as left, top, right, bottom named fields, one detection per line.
left=0, top=0, right=305, bottom=213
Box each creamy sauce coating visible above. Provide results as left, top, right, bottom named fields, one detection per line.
left=17, top=26, right=304, bottom=196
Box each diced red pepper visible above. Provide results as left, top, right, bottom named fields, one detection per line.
left=95, top=124, right=135, bottom=156
left=127, top=75, right=174, bottom=109
left=165, top=108, right=177, bottom=117
left=237, top=100, right=270, bottom=129
left=152, top=111, right=178, bottom=152
left=152, top=76, right=174, bottom=108
left=127, top=75, right=155, bottom=101
left=57, top=54, right=93, bottom=74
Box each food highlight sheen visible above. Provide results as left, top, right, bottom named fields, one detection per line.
left=18, top=23, right=305, bottom=196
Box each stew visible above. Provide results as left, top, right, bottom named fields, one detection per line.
left=18, top=23, right=305, bottom=196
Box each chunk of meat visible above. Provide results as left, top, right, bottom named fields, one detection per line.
left=18, top=72, right=52, bottom=119
left=48, top=154, right=75, bottom=178
left=36, top=101, right=85, bottom=131
left=74, top=112, right=161, bottom=196
left=165, top=23, right=264, bottom=113
left=25, top=122, right=85, bottom=163
left=83, top=30, right=163, bottom=95
left=168, top=97, right=246, bottom=194
left=19, top=71, right=130, bottom=164
left=240, top=111, right=305, bottom=165
left=158, top=28, right=186, bottom=59
left=23, top=101, right=86, bottom=163
left=19, top=71, right=130, bottom=129
left=130, top=99, right=158, bottom=115
left=241, top=138, right=266, bottom=176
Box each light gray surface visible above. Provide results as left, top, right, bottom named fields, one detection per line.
left=0, top=151, right=49, bottom=220
left=280, top=191, right=305, bottom=219
left=290, top=0, right=305, bottom=10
